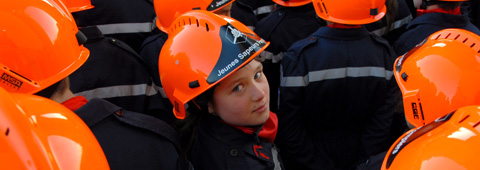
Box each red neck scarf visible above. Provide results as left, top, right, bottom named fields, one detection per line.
left=61, top=96, right=88, bottom=111
left=416, top=7, right=461, bottom=17
left=327, top=23, right=361, bottom=29
left=228, top=112, right=278, bottom=143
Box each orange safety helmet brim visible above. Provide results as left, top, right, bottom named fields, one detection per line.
left=312, top=0, right=387, bottom=25
left=154, top=0, right=235, bottom=33
left=0, top=87, right=109, bottom=169
left=382, top=105, right=480, bottom=170
left=0, top=0, right=89, bottom=95
left=394, top=28, right=480, bottom=128
left=272, top=0, right=311, bottom=7
left=159, top=10, right=269, bottom=119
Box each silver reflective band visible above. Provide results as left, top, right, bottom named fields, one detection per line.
left=259, top=51, right=285, bottom=63
left=74, top=84, right=159, bottom=100
left=96, top=22, right=154, bottom=34
left=254, top=5, right=275, bottom=16
left=371, top=15, right=412, bottom=36
left=153, top=84, right=168, bottom=98
left=272, top=146, right=282, bottom=170
left=281, top=67, right=394, bottom=87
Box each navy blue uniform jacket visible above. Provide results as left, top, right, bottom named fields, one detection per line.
left=190, top=114, right=283, bottom=170
left=279, top=26, right=398, bottom=169
left=75, top=98, right=189, bottom=170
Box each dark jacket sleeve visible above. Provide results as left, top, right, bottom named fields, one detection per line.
left=278, top=44, right=336, bottom=170
left=360, top=44, right=398, bottom=159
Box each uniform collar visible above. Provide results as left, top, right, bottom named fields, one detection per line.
left=61, top=96, right=88, bottom=111
left=416, top=7, right=461, bottom=17
left=227, top=112, right=278, bottom=143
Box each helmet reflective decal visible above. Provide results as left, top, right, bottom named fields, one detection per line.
left=206, top=23, right=267, bottom=84
left=385, top=112, right=454, bottom=169
left=207, top=0, right=232, bottom=11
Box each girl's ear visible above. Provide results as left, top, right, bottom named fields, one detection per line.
left=208, top=101, right=215, bottom=114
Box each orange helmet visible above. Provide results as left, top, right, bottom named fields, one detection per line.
left=394, top=28, right=480, bottom=128
left=154, top=0, right=235, bottom=33
left=0, top=87, right=109, bottom=169
left=312, top=0, right=386, bottom=25
left=382, top=105, right=480, bottom=170
left=0, top=0, right=89, bottom=95
left=158, top=10, right=269, bottom=119
left=272, top=0, right=311, bottom=7
left=61, top=0, right=94, bottom=12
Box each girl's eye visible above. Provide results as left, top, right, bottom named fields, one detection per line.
left=254, top=71, right=262, bottom=79
left=233, top=84, right=244, bottom=92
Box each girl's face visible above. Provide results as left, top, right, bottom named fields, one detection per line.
left=209, top=59, right=270, bottom=126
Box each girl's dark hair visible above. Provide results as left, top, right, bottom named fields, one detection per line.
left=176, top=87, right=215, bottom=160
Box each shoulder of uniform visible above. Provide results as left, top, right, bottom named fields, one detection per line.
left=255, top=10, right=286, bottom=39
left=286, top=36, right=318, bottom=57
left=281, top=35, right=318, bottom=70
left=114, top=109, right=181, bottom=149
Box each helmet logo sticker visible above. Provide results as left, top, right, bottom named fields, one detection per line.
left=1, top=73, right=23, bottom=89
left=206, top=23, right=267, bottom=84
left=208, top=0, right=231, bottom=11
left=227, top=26, right=246, bottom=44
left=385, top=112, right=452, bottom=168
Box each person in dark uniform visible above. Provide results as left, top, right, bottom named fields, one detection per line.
left=61, top=0, right=176, bottom=125
left=393, top=0, right=480, bottom=56
left=72, top=0, right=156, bottom=53
left=0, top=0, right=189, bottom=169
left=68, top=25, right=176, bottom=125
left=158, top=10, right=283, bottom=170
left=278, top=0, right=398, bottom=169
left=254, top=0, right=326, bottom=113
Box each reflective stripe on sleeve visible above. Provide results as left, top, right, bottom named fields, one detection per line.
left=74, top=83, right=159, bottom=100
left=96, top=22, right=154, bottom=34
left=281, top=67, right=394, bottom=87
left=371, top=15, right=413, bottom=36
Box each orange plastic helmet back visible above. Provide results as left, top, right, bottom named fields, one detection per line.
left=382, top=105, right=480, bottom=170
left=0, top=0, right=89, bottom=95
left=312, top=0, right=386, bottom=25
left=394, top=28, right=480, bottom=128
left=158, top=10, right=269, bottom=119
left=272, top=0, right=311, bottom=7
left=61, top=0, right=94, bottom=12
left=0, top=87, right=109, bottom=169
left=154, top=0, right=235, bottom=33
